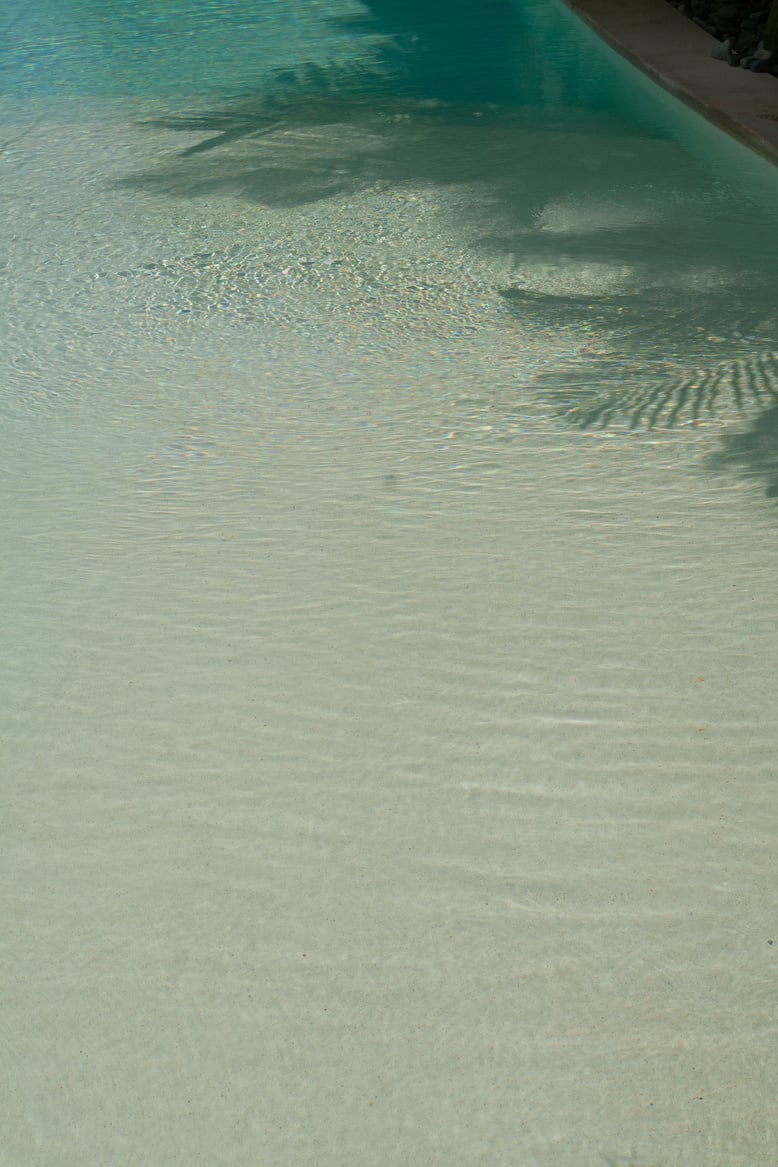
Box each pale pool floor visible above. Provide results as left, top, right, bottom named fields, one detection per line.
left=1, top=95, right=777, bottom=1166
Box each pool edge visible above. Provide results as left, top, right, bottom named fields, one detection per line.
left=559, top=0, right=778, bottom=167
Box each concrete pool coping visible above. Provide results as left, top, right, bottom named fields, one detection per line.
left=561, top=0, right=778, bottom=166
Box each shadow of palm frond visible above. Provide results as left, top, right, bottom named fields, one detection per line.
left=132, top=0, right=532, bottom=163
left=112, top=0, right=778, bottom=470
left=707, top=404, right=778, bottom=498
left=141, top=53, right=409, bottom=161
left=120, top=0, right=648, bottom=208
left=498, top=279, right=778, bottom=430
left=126, top=91, right=539, bottom=207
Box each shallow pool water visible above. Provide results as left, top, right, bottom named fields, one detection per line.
left=2, top=2, right=778, bottom=1164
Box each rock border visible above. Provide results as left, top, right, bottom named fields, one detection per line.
left=665, top=0, right=778, bottom=74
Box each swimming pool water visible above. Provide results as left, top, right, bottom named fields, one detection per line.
left=2, top=3, right=777, bottom=1164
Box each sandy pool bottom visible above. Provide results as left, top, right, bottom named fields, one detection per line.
left=1, top=101, right=777, bottom=1166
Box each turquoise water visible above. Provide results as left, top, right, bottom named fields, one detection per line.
left=2, top=0, right=359, bottom=98
left=2, top=3, right=778, bottom=1165
left=0, top=0, right=640, bottom=101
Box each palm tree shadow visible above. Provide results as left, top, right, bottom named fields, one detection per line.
left=486, top=183, right=778, bottom=479
left=533, top=307, right=778, bottom=498
left=708, top=404, right=778, bottom=499
left=117, top=0, right=644, bottom=208
left=521, top=288, right=778, bottom=429
left=113, top=0, right=778, bottom=493
left=516, top=282, right=778, bottom=497
left=121, top=97, right=557, bottom=208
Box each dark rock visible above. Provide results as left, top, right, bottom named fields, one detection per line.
left=666, top=0, right=777, bottom=81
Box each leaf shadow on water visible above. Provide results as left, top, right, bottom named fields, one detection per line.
left=707, top=404, right=778, bottom=498
left=502, top=266, right=778, bottom=499
left=463, top=136, right=778, bottom=499
left=118, top=0, right=663, bottom=208
left=112, top=0, right=778, bottom=497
